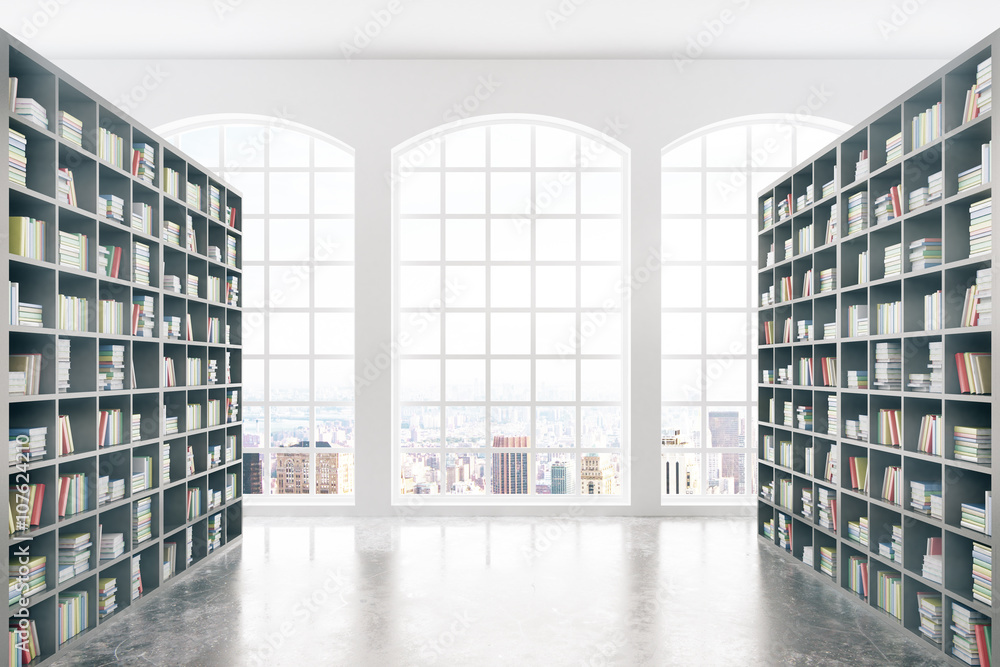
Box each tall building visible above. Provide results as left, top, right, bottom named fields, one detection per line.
left=491, top=436, right=529, bottom=494
left=581, top=454, right=618, bottom=495
left=551, top=462, right=574, bottom=494
left=315, top=452, right=354, bottom=494
left=243, top=453, right=263, bottom=494
left=274, top=452, right=310, bottom=494
left=708, top=411, right=747, bottom=494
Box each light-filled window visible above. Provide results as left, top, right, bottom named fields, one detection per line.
left=393, top=115, right=629, bottom=503
left=660, top=114, right=847, bottom=500
left=160, top=115, right=355, bottom=501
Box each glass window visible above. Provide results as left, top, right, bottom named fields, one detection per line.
left=395, top=117, right=629, bottom=503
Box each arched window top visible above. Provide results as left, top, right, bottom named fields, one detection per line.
left=662, top=113, right=850, bottom=170
left=393, top=113, right=629, bottom=172
left=157, top=113, right=354, bottom=172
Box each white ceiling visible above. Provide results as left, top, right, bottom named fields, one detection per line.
left=1, top=0, right=999, bottom=60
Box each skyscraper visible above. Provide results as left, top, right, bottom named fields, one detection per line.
left=243, top=452, right=263, bottom=494
left=316, top=452, right=354, bottom=494
left=581, top=454, right=617, bottom=495
left=551, top=462, right=574, bottom=494
left=491, top=435, right=529, bottom=494
left=708, top=410, right=746, bottom=494
left=274, top=452, right=310, bottom=494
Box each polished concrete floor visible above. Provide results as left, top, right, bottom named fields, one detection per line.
left=51, top=517, right=949, bottom=666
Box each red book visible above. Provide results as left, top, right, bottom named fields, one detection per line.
left=131, top=149, right=140, bottom=176
left=890, top=185, right=902, bottom=219
left=956, top=352, right=971, bottom=393
left=131, top=303, right=140, bottom=336
left=57, top=477, right=70, bottom=517
left=888, top=412, right=900, bottom=446
left=849, top=457, right=859, bottom=489
left=975, top=624, right=991, bottom=667
left=29, top=483, right=44, bottom=526
left=111, top=246, right=122, bottom=279
left=98, top=411, right=108, bottom=448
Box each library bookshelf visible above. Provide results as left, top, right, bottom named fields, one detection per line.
left=4, top=30, right=243, bottom=665
left=758, top=30, right=997, bottom=665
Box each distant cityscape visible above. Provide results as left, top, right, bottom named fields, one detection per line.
left=661, top=409, right=748, bottom=495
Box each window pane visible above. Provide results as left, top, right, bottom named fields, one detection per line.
left=491, top=359, right=530, bottom=401
left=445, top=313, right=485, bottom=355
left=705, top=359, right=748, bottom=401
left=270, top=360, right=310, bottom=401
left=707, top=408, right=746, bottom=447
left=491, top=173, right=532, bottom=215
left=316, top=451, right=354, bottom=494
left=705, top=219, right=749, bottom=261
left=399, top=266, right=440, bottom=309
left=662, top=173, right=701, bottom=214
left=244, top=359, right=265, bottom=402
left=445, top=266, right=486, bottom=308
left=398, top=312, right=441, bottom=355
left=662, top=220, right=702, bottom=262
left=705, top=313, right=748, bottom=355
left=244, top=219, right=265, bottom=261
left=315, top=313, right=354, bottom=355
left=707, top=452, right=747, bottom=494
left=662, top=266, right=701, bottom=308
left=705, top=265, right=747, bottom=308
left=661, top=138, right=701, bottom=168
left=750, top=124, right=794, bottom=169
left=536, top=359, right=575, bottom=401
left=445, top=173, right=486, bottom=214
left=447, top=452, right=487, bottom=494
left=269, top=313, right=310, bottom=354
left=316, top=407, right=355, bottom=447
left=399, top=219, right=440, bottom=261
left=243, top=311, right=265, bottom=354
left=270, top=172, right=310, bottom=215
left=491, top=406, right=529, bottom=438
left=401, top=406, right=441, bottom=448
left=536, top=407, right=576, bottom=448
left=179, top=126, right=220, bottom=167
left=705, top=125, right=746, bottom=167
left=581, top=219, right=622, bottom=261
left=315, top=173, right=354, bottom=214
left=535, top=172, right=576, bottom=214
left=399, top=359, right=441, bottom=401
left=661, top=359, right=701, bottom=401
left=706, top=172, right=748, bottom=215
left=491, top=313, right=531, bottom=355
left=223, top=172, right=265, bottom=215
left=536, top=220, right=575, bottom=261
left=445, top=359, right=486, bottom=401
left=270, top=406, right=310, bottom=447
left=580, top=173, right=622, bottom=215
left=271, top=452, right=311, bottom=494
left=401, top=453, right=441, bottom=494
left=269, top=219, right=311, bottom=261
left=491, top=218, right=531, bottom=260
left=661, top=312, right=702, bottom=355
left=269, top=265, right=311, bottom=308
left=445, top=407, right=487, bottom=447
left=661, top=406, right=702, bottom=447
left=400, top=172, right=441, bottom=214
left=315, top=219, right=354, bottom=261
left=536, top=267, right=576, bottom=308
left=662, top=452, right=701, bottom=494
left=491, top=267, right=531, bottom=308
left=581, top=407, right=622, bottom=448
left=270, top=129, right=310, bottom=167
left=536, top=312, right=576, bottom=355
left=537, top=452, right=576, bottom=494
left=314, top=266, right=354, bottom=308
left=223, top=125, right=264, bottom=167
left=580, top=453, right=622, bottom=495
left=491, top=125, right=531, bottom=167
left=445, top=127, right=486, bottom=167
left=581, top=359, right=621, bottom=401
left=445, top=219, right=486, bottom=261
left=580, top=266, right=622, bottom=309
left=535, top=126, right=577, bottom=167
left=315, top=360, right=354, bottom=401
left=581, top=311, right=622, bottom=355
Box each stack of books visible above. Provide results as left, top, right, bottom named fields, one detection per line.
left=922, top=536, right=943, bottom=584
left=825, top=204, right=838, bottom=242
left=823, top=321, right=836, bottom=340
left=854, top=150, right=870, bottom=180
left=226, top=234, right=238, bottom=267
left=163, top=220, right=182, bottom=246
left=954, top=426, right=992, bottom=464
left=951, top=603, right=991, bottom=666
left=133, top=497, right=153, bottom=544
left=910, top=101, right=942, bottom=149
left=187, top=274, right=199, bottom=297
left=976, top=268, right=993, bottom=325
left=916, top=594, right=942, bottom=645
left=56, top=338, right=70, bottom=392
left=10, top=286, right=43, bottom=328
left=59, top=111, right=83, bottom=146
left=822, top=172, right=836, bottom=199
left=99, top=194, right=124, bottom=222
left=99, top=532, right=124, bottom=561
left=796, top=405, right=813, bottom=431
left=796, top=319, right=813, bottom=341
left=98, top=344, right=125, bottom=391
left=131, top=202, right=153, bottom=234
left=978, top=57, right=993, bottom=115
left=226, top=275, right=240, bottom=306
left=847, top=370, right=868, bottom=389
left=958, top=142, right=991, bottom=192
left=929, top=341, right=944, bottom=392
left=9, top=353, right=42, bottom=396
left=969, top=198, right=992, bottom=258
left=819, top=268, right=835, bottom=292
left=98, top=578, right=117, bottom=618
left=883, top=242, right=902, bottom=276
left=846, top=192, right=868, bottom=235
left=873, top=186, right=901, bottom=225
left=131, top=295, right=155, bottom=337
left=163, top=443, right=171, bottom=484
left=910, top=480, right=942, bottom=516
left=845, top=415, right=869, bottom=442
left=847, top=517, right=869, bottom=545
left=885, top=132, right=903, bottom=162
left=131, top=554, right=142, bottom=601
left=14, top=97, right=47, bottom=129
left=819, top=545, right=836, bottom=578
left=132, top=241, right=150, bottom=285
left=209, top=513, right=223, bottom=552
left=57, top=533, right=91, bottom=583
left=874, top=341, right=901, bottom=390
left=131, top=143, right=155, bottom=184
left=187, top=181, right=201, bottom=209
left=762, top=197, right=774, bottom=228
left=58, top=168, right=76, bottom=206
left=972, top=542, right=992, bottom=606
left=927, top=170, right=943, bottom=202
left=961, top=494, right=991, bottom=535
left=827, top=397, right=838, bottom=436
left=58, top=230, right=89, bottom=271
left=210, top=185, right=222, bottom=220
left=164, top=315, right=182, bottom=340
left=817, top=487, right=837, bottom=531
left=908, top=238, right=941, bottom=270
left=8, top=426, right=46, bottom=463
left=8, top=128, right=26, bottom=187
left=163, top=275, right=182, bottom=293
left=98, top=127, right=125, bottom=168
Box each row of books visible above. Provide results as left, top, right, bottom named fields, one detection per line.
left=957, top=142, right=992, bottom=192
left=9, top=281, right=42, bottom=327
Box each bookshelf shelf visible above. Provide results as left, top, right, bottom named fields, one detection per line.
left=759, top=30, right=996, bottom=667
left=5, top=29, right=243, bottom=665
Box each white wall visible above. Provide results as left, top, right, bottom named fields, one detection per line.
left=56, top=57, right=945, bottom=515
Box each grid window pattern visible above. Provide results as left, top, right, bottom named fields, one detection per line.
left=393, top=117, right=629, bottom=502
left=161, top=116, right=356, bottom=500
left=660, top=115, right=847, bottom=499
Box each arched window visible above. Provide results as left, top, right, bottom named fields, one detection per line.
left=392, top=115, right=630, bottom=503
left=660, top=114, right=848, bottom=500
left=159, top=115, right=355, bottom=501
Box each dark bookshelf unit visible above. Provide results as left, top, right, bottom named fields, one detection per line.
left=758, top=31, right=997, bottom=665
left=5, top=29, right=243, bottom=665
